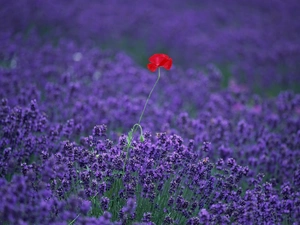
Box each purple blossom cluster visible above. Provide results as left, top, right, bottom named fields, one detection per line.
left=1, top=2, right=300, bottom=224
left=1, top=32, right=299, bottom=185
left=0, top=30, right=299, bottom=224
left=1, top=0, right=300, bottom=90
left=0, top=98, right=299, bottom=223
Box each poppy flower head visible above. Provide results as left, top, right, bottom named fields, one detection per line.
left=147, top=53, right=172, bottom=72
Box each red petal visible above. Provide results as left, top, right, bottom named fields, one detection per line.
left=162, top=58, right=172, bottom=70
left=147, top=63, right=157, bottom=72
left=149, top=54, right=168, bottom=66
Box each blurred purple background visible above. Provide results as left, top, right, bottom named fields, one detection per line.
left=1, top=0, right=300, bottom=94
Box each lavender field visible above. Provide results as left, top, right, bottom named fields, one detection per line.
left=0, top=1, right=300, bottom=224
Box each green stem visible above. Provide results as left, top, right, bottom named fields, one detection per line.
left=68, top=214, right=80, bottom=225
left=123, top=68, right=161, bottom=173
left=138, top=67, right=161, bottom=125
left=130, top=123, right=144, bottom=145
left=123, top=123, right=143, bottom=173
left=132, top=123, right=143, bottom=136
left=127, top=67, right=161, bottom=146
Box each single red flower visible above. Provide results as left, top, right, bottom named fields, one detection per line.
left=147, top=53, right=172, bottom=72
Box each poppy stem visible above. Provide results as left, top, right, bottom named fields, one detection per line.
left=124, top=68, right=161, bottom=174
left=138, top=67, right=161, bottom=125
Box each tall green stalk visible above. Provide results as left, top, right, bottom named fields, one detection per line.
left=124, top=68, right=161, bottom=172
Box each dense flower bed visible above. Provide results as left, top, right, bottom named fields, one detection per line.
left=1, top=100, right=300, bottom=224
left=0, top=30, right=299, bottom=224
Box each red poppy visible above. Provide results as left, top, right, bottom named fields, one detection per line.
left=147, top=53, right=172, bottom=72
